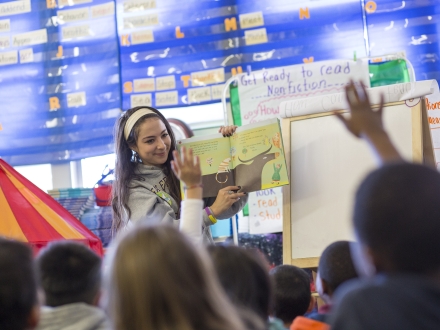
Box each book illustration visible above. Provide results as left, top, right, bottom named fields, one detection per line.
left=230, top=147, right=236, bottom=161
left=264, top=135, right=271, bottom=146
left=177, top=118, right=289, bottom=197
left=234, top=145, right=276, bottom=192
left=155, top=191, right=172, bottom=206
left=272, top=132, right=283, bottom=154
left=216, top=158, right=231, bottom=183
left=272, top=164, right=282, bottom=184
left=201, top=160, right=235, bottom=197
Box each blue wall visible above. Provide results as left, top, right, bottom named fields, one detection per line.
left=0, top=0, right=438, bottom=165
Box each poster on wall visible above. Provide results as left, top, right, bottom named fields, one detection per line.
left=0, top=0, right=121, bottom=166
left=365, top=0, right=440, bottom=83
left=234, top=59, right=370, bottom=125
left=248, top=187, right=283, bottom=235
left=425, top=91, right=440, bottom=170
left=117, top=0, right=367, bottom=110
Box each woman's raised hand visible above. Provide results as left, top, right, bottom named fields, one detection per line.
left=171, top=146, right=201, bottom=188
left=219, top=125, right=238, bottom=137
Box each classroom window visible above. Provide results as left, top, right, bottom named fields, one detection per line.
left=14, top=164, right=53, bottom=193
left=81, top=154, right=116, bottom=188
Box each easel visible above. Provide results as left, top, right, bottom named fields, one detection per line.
left=281, top=94, right=435, bottom=267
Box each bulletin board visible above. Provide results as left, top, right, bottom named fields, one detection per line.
left=281, top=99, right=434, bottom=267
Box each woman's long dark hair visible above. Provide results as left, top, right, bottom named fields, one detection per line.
left=112, top=106, right=181, bottom=232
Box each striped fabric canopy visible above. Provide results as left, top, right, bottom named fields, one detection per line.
left=0, top=159, right=103, bottom=256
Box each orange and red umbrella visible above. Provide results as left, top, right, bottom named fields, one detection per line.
left=0, top=159, right=103, bottom=256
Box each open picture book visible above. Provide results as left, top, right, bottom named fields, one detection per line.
left=177, top=118, right=289, bottom=197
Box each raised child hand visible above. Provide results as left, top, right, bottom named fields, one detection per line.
left=335, top=80, right=385, bottom=138
left=336, top=80, right=402, bottom=164
left=171, top=146, right=201, bottom=187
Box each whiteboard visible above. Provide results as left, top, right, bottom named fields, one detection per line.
left=286, top=102, right=416, bottom=263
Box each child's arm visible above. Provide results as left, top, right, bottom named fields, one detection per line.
left=171, top=146, right=203, bottom=245
left=335, top=80, right=403, bottom=165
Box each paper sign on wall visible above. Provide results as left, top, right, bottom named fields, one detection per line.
left=237, top=60, right=370, bottom=125
left=249, top=187, right=283, bottom=235
left=425, top=91, right=440, bottom=171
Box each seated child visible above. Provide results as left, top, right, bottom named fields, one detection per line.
left=329, top=81, right=440, bottom=329
left=207, top=245, right=270, bottom=330
left=104, top=225, right=247, bottom=330
left=270, top=265, right=324, bottom=329
left=0, top=237, right=39, bottom=330
left=308, top=241, right=358, bottom=323
left=35, top=241, right=109, bottom=330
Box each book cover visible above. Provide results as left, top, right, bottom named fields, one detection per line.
left=177, top=118, right=289, bottom=197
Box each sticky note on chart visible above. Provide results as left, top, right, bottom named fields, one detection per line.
left=19, top=48, right=33, bottom=63
left=155, top=91, right=178, bottom=107
left=0, top=19, right=10, bottom=33
left=245, top=28, right=268, bottom=45
left=187, top=87, right=211, bottom=104
left=57, top=8, right=89, bottom=24
left=123, top=0, right=156, bottom=13
left=239, top=11, right=264, bottom=29
left=134, top=78, right=155, bottom=92
left=91, top=2, right=115, bottom=19
left=62, top=25, right=92, bottom=40
left=131, top=93, right=152, bottom=108
left=131, top=30, right=154, bottom=44
left=67, top=92, right=87, bottom=107
left=0, top=50, right=18, bottom=66
left=156, top=75, right=176, bottom=91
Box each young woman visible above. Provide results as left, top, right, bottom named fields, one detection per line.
left=103, top=224, right=248, bottom=330
left=112, top=106, right=248, bottom=243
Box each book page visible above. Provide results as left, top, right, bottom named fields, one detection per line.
left=232, top=119, right=288, bottom=192
left=177, top=134, right=235, bottom=197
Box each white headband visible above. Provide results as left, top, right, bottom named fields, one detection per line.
left=124, top=109, right=156, bottom=140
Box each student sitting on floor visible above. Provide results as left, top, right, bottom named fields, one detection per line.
left=104, top=226, right=247, bottom=330
left=207, top=245, right=272, bottom=330
left=269, top=265, right=313, bottom=328
left=270, top=265, right=328, bottom=330
left=307, top=241, right=358, bottom=323
left=0, top=237, right=39, bottom=330
left=35, top=241, right=109, bottom=330
left=329, top=81, right=440, bottom=329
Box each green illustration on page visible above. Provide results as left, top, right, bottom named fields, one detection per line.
left=156, top=191, right=172, bottom=206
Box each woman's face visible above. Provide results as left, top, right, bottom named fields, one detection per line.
left=132, top=117, right=171, bottom=166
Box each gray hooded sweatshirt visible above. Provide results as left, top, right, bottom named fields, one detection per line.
left=127, top=164, right=248, bottom=243
left=36, top=303, right=109, bottom=330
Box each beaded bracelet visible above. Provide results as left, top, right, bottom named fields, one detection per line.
left=183, top=183, right=203, bottom=191
left=204, top=207, right=218, bottom=224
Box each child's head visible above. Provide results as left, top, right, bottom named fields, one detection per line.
left=36, top=241, right=101, bottom=307
left=104, top=225, right=245, bottom=330
left=112, top=106, right=180, bottom=231
left=0, top=238, right=39, bottom=330
left=353, top=163, right=440, bottom=275
left=207, top=245, right=272, bottom=323
left=269, top=265, right=312, bottom=326
left=317, top=241, right=358, bottom=303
